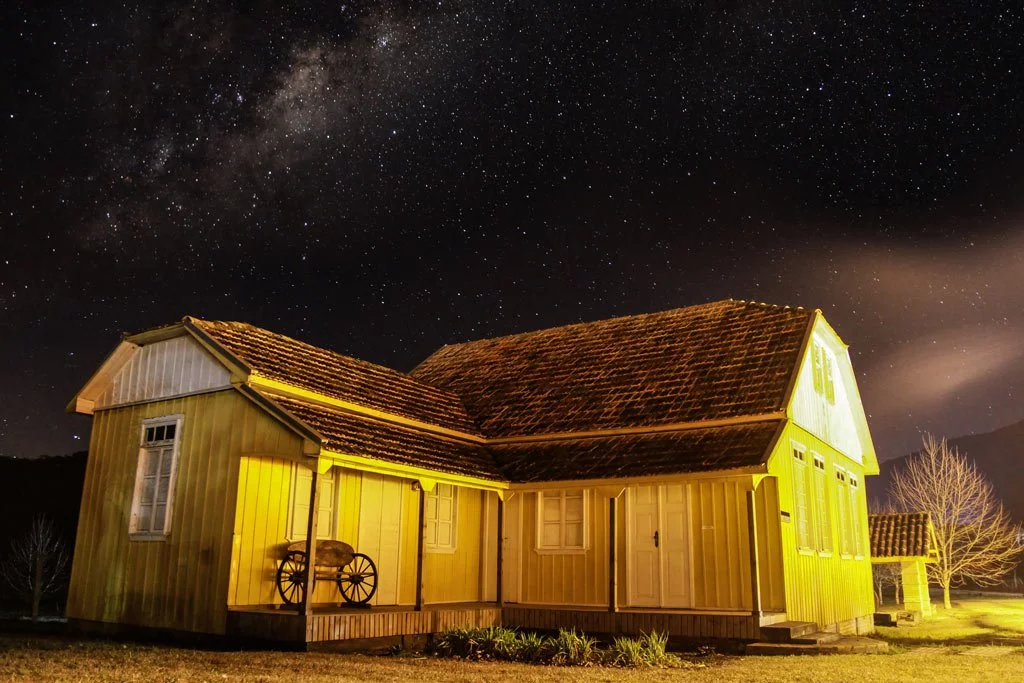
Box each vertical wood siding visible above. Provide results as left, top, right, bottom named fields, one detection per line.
left=770, top=422, right=874, bottom=631
left=422, top=488, right=497, bottom=603
left=67, top=389, right=303, bottom=634
left=516, top=480, right=766, bottom=612
left=689, top=479, right=752, bottom=610
left=518, top=490, right=610, bottom=606
left=753, top=477, right=786, bottom=611
left=94, top=337, right=232, bottom=409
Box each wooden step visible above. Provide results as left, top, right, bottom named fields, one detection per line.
left=745, top=637, right=889, bottom=656
left=792, top=631, right=841, bottom=645
left=759, top=621, right=819, bottom=643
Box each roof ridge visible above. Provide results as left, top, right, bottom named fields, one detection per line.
left=416, top=299, right=809, bottom=360
left=187, top=316, right=453, bottom=395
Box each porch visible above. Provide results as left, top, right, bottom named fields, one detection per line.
left=226, top=602, right=787, bottom=645
left=226, top=602, right=501, bottom=644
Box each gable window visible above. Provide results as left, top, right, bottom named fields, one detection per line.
left=792, top=446, right=813, bottom=551
left=811, top=454, right=833, bottom=554
left=290, top=466, right=336, bottom=541
left=129, top=415, right=183, bottom=538
left=811, top=342, right=836, bottom=404
left=537, top=489, right=586, bottom=552
left=425, top=483, right=458, bottom=552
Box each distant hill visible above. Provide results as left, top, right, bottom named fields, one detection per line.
left=868, top=420, right=1024, bottom=524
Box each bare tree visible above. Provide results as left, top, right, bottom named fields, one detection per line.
left=890, top=435, right=1022, bottom=609
left=0, top=515, right=70, bottom=620
left=868, top=498, right=902, bottom=606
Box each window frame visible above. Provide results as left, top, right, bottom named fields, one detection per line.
left=287, top=465, right=338, bottom=542
left=834, top=466, right=854, bottom=558
left=811, top=342, right=837, bottom=405
left=424, top=483, right=458, bottom=554
left=535, top=489, right=588, bottom=554
left=811, top=453, right=833, bottom=556
left=128, top=414, right=184, bottom=541
left=791, top=443, right=814, bottom=554
left=848, top=473, right=864, bottom=559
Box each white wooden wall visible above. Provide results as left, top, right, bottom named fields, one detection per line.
left=94, top=336, right=232, bottom=409
left=789, top=324, right=864, bottom=464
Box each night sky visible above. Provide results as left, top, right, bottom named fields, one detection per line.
left=2, top=2, right=1023, bottom=461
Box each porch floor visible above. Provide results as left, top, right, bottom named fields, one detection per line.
left=226, top=602, right=501, bottom=644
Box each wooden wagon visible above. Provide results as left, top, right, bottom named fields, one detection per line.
left=276, top=540, right=378, bottom=606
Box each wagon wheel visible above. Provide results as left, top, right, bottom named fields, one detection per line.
left=337, top=553, right=377, bottom=605
left=276, top=550, right=315, bottom=605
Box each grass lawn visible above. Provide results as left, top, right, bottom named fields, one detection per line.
left=875, top=596, right=1024, bottom=646
left=2, top=597, right=1022, bottom=682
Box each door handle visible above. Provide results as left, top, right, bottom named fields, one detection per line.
left=654, top=530, right=659, bottom=548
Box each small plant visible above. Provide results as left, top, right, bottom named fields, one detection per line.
left=607, top=635, right=646, bottom=667
left=547, top=628, right=599, bottom=666
left=514, top=631, right=546, bottom=663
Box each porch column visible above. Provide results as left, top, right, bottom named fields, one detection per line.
left=415, top=485, right=426, bottom=611
left=608, top=496, right=618, bottom=613
left=746, top=490, right=762, bottom=616
left=300, top=468, right=320, bottom=617
left=496, top=494, right=504, bottom=607
left=901, top=559, right=933, bottom=617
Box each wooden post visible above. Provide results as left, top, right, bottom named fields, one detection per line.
left=496, top=495, right=504, bottom=607
left=301, top=468, right=320, bottom=617
left=415, top=485, right=426, bottom=611
left=746, top=489, right=762, bottom=616
left=608, top=496, right=617, bottom=613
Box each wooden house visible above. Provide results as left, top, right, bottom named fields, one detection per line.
left=66, top=300, right=879, bottom=646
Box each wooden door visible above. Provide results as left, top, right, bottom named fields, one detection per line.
left=357, top=473, right=404, bottom=605
left=628, top=485, right=661, bottom=606
left=501, top=494, right=522, bottom=603
left=628, top=484, right=692, bottom=608
left=660, top=483, right=692, bottom=608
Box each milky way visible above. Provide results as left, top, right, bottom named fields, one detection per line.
left=1, top=1, right=1023, bottom=458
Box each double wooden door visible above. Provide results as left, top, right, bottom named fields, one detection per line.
left=628, top=484, right=692, bottom=608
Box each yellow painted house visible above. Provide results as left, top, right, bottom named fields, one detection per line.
left=66, top=300, right=879, bottom=646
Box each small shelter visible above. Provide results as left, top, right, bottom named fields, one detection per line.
left=868, top=512, right=939, bottom=617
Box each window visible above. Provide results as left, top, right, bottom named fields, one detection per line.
left=835, top=467, right=852, bottom=556
left=425, top=483, right=457, bottom=552
left=811, top=342, right=836, bottom=404
left=290, top=466, right=336, bottom=541
left=537, top=489, right=586, bottom=552
left=812, top=454, right=833, bottom=554
left=792, top=446, right=813, bottom=551
left=848, top=474, right=863, bottom=557
left=129, top=415, right=183, bottom=538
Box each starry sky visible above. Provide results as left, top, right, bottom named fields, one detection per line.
left=2, top=1, right=1023, bottom=460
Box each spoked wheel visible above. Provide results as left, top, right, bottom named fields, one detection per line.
left=276, top=550, right=314, bottom=605
left=337, top=553, right=377, bottom=605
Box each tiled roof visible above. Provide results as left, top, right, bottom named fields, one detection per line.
left=868, top=512, right=937, bottom=559
left=411, top=300, right=813, bottom=438
left=188, top=318, right=480, bottom=435
left=490, top=420, right=785, bottom=483
left=265, top=393, right=502, bottom=481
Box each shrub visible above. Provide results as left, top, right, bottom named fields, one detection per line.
left=430, top=625, right=683, bottom=668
